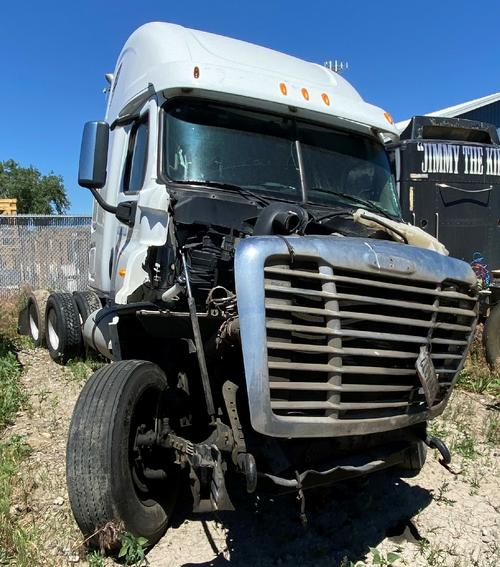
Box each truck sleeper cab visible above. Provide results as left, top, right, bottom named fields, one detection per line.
left=62, top=22, right=478, bottom=552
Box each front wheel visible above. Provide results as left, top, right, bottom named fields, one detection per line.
left=66, top=360, right=178, bottom=551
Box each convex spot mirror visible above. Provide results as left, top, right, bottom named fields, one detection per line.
left=78, top=121, right=110, bottom=189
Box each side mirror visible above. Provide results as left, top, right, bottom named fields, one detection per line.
left=78, top=121, right=109, bottom=189
left=77, top=121, right=136, bottom=226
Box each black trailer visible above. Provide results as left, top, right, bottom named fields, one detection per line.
left=390, top=115, right=500, bottom=366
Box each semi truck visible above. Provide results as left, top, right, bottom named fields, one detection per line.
left=22, top=23, right=479, bottom=551
left=391, top=115, right=500, bottom=366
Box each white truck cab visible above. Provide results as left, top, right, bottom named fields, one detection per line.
left=54, top=22, right=479, bottom=553
left=87, top=22, right=400, bottom=303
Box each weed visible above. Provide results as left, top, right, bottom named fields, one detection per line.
left=340, top=558, right=366, bottom=567
left=0, top=335, right=25, bottom=430
left=427, top=419, right=449, bottom=443
left=416, top=540, right=441, bottom=565
left=457, top=368, right=500, bottom=396
left=66, top=358, right=107, bottom=383
left=422, top=544, right=447, bottom=566
left=484, top=414, right=499, bottom=445
left=14, top=335, right=35, bottom=350
left=433, top=482, right=456, bottom=506
left=0, top=295, right=23, bottom=339
left=119, top=531, right=149, bottom=566
left=457, top=336, right=500, bottom=396
left=66, top=359, right=91, bottom=383
left=0, top=436, right=39, bottom=566
left=368, top=547, right=401, bottom=566
left=452, top=434, right=477, bottom=459
left=87, top=550, right=106, bottom=567
left=33, top=388, right=51, bottom=406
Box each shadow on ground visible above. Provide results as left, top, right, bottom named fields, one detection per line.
left=169, top=470, right=432, bottom=567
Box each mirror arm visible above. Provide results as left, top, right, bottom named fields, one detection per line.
left=88, top=187, right=136, bottom=227
left=88, top=186, right=117, bottom=214
left=110, top=112, right=141, bottom=130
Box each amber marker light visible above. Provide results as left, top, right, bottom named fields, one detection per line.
left=301, top=88, right=310, bottom=101
left=280, top=82, right=287, bottom=95
left=118, top=268, right=126, bottom=277
left=384, top=111, right=394, bottom=125
left=321, top=93, right=330, bottom=106
left=193, top=66, right=200, bottom=79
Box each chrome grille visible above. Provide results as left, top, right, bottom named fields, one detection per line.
left=264, top=259, right=477, bottom=422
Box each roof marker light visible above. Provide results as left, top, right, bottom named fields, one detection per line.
left=321, top=93, right=330, bottom=106
left=193, top=66, right=200, bottom=79
left=301, top=88, right=310, bottom=101
left=384, top=111, right=394, bottom=125
left=280, top=82, right=287, bottom=95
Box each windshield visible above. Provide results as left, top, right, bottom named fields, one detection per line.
left=163, top=100, right=400, bottom=217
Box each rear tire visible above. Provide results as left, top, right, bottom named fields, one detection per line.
left=44, top=292, right=82, bottom=363
left=483, top=303, right=500, bottom=369
left=66, top=360, right=177, bottom=551
left=73, top=291, right=102, bottom=327
left=26, top=290, right=50, bottom=347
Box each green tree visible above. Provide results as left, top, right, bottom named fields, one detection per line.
left=0, top=159, right=69, bottom=214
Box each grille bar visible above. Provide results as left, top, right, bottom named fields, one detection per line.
left=270, top=400, right=412, bottom=411
left=266, top=340, right=463, bottom=359
left=264, top=266, right=476, bottom=301
left=265, top=284, right=477, bottom=317
left=266, top=320, right=469, bottom=346
left=269, top=361, right=421, bottom=375
left=269, top=361, right=457, bottom=375
left=265, top=301, right=472, bottom=331
left=269, top=382, right=414, bottom=392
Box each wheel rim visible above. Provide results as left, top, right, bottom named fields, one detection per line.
left=28, top=303, right=39, bottom=341
left=47, top=309, right=60, bottom=351
left=129, top=386, right=168, bottom=507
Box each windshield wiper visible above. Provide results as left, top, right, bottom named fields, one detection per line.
left=173, top=180, right=270, bottom=208
left=308, top=187, right=398, bottom=221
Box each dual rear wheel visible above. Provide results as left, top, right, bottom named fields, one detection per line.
left=25, top=290, right=101, bottom=363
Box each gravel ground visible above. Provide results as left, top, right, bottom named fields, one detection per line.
left=2, top=347, right=499, bottom=566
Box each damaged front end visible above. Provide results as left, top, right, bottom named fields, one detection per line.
left=232, top=235, right=478, bottom=489
left=91, top=200, right=479, bottom=512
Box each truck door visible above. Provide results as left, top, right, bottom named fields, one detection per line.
left=111, top=99, right=170, bottom=303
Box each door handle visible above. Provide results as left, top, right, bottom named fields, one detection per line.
left=436, top=183, right=493, bottom=193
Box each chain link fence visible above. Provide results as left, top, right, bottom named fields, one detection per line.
left=0, top=215, right=92, bottom=298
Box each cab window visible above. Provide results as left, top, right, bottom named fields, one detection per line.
left=123, top=116, right=149, bottom=192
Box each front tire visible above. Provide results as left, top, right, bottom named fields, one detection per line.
left=66, top=360, right=177, bottom=550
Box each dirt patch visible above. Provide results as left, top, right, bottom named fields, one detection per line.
left=2, top=347, right=499, bottom=566
left=1, top=348, right=86, bottom=565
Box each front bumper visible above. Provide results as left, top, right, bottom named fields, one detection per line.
left=260, top=441, right=415, bottom=491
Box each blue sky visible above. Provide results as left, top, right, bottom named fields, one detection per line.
left=1, top=0, right=498, bottom=214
